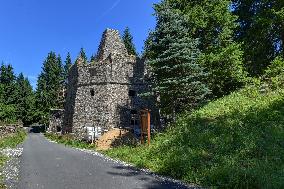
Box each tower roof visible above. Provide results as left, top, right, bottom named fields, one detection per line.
left=96, top=28, right=129, bottom=61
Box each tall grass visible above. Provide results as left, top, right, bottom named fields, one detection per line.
left=0, top=129, right=26, bottom=148
left=105, top=87, right=284, bottom=188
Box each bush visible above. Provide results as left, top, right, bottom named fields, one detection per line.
left=264, top=57, right=284, bottom=90
left=105, top=86, right=284, bottom=188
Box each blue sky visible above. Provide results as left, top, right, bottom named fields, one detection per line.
left=0, top=0, right=160, bottom=88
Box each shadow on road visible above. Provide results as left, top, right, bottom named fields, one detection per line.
left=29, top=125, right=46, bottom=133
left=107, top=165, right=197, bottom=189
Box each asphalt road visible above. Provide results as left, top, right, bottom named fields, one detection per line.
left=18, top=133, right=192, bottom=189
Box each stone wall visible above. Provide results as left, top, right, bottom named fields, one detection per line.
left=49, top=109, right=64, bottom=133
left=63, top=28, right=157, bottom=139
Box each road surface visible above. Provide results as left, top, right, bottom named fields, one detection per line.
left=18, top=133, right=191, bottom=189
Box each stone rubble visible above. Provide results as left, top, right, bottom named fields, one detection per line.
left=0, top=147, right=23, bottom=189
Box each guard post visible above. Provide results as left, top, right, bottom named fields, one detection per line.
left=140, top=109, right=151, bottom=145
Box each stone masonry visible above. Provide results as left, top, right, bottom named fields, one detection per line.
left=62, top=29, right=155, bottom=139
left=48, top=109, right=64, bottom=133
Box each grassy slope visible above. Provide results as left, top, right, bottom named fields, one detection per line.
left=0, top=129, right=26, bottom=189
left=104, top=87, right=284, bottom=189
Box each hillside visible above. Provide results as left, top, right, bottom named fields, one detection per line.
left=104, top=85, right=284, bottom=188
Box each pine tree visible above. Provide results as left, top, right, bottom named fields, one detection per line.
left=146, top=4, right=210, bottom=116
left=76, top=48, right=88, bottom=64
left=122, top=27, right=137, bottom=56
left=159, top=0, right=246, bottom=98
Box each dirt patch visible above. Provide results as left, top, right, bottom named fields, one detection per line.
left=96, top=128, right=138, bottom=151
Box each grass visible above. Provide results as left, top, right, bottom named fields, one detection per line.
left=0, top=128, right=27, bottom=189
left=0, top=129, right=27, bottom=149
left=45, top=133, right=96, bottom=150
left=104, top=86, right=284, bottom=189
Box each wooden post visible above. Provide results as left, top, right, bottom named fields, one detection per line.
left=140, top=109, right=151, bottom=145
left=147, top=110, right=151, bottom=146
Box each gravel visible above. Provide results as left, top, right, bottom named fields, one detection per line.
left=0, top=146, right=23, bottom=189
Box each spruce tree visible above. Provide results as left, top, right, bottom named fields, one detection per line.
left=0, top=63, right=17, bottom=105
left=16, top=73, right=36, bottom=125
left=36, top=52, right=64, bottom=124
left=90, top=54, right=96, bottom=62
left=146, top=4, right=210, bottom=116
left=63, top=52, right=72, bottom=85
left=160, top=0, right=246, bottom=97
left=122, top=27, right=137, bottom=56
left=0, top=63, right=18, bottom=123
left=76, top=48, right=88, bottom=64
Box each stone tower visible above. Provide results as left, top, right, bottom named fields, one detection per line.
left=62, top=29, right=151, bottom=139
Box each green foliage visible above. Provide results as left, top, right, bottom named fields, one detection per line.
left=122, top=27, right=137, bottom=56
left=76, top=48, right=88, bottom=64
left=45, top=133, right=95, bottom=150
left=15, top=73, right=36, bottom=125
left=154, top=0, right=247, bottom=97
left=0, top=103, right=17, bottom=123
left=0, top=64, right=35, bottom=124
left=63, top=52, right=73, bottom=88
left=146, top=3, right=210, bottom=116
left=90, top=54, right=96, bottom=62
left=105, top=85, right=284, bottom=188
left=36, top=52, right=64, bottom=124
left=0, top=64, right=17, bottom=105
left=0, top=129, right=26, bottom=148
left=233, top=0, right=284, bottom=76
left=262, top=56, right=284, bottom=90
left=265, top=56, right=284, bottom=78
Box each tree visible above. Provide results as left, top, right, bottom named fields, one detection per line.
left=122, top=27, right=137, bottom=56
left=232, top=0, right=284, bottom=76
left=90, top=54, right=96, bottom=62
left=160, top=0, right=246, bottom=97
left=146, top=3, right=210, bottom=117
left=36, top=52, right=64, bottom=124
left=76, top=48, right=88, bottom=64
left=0, top=63, right=18, bottom=123
left=63, top=52, right=72, bottom=86
left=0, top=63, right=18, bottom=105
left=16, top=73, right=36, bottom=125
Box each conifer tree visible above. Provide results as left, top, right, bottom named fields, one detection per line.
left=16, top=73, right=36, bottom=125
left=90, top=54, right=96, bottom=62
left=0, top=63, right=17, bottom=105
left=63, top=52, right=72, bottom=84
left=76, top=48, right=88, bottom=64
left=122, top=27, right=137, bottom=56
left=36, top=52, right=64, bottom=124
left=146, top=4, right=210, bottom=116
left=158, top=0, right=246, bottom=97
left=0, top=63, right=18, bottom=123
